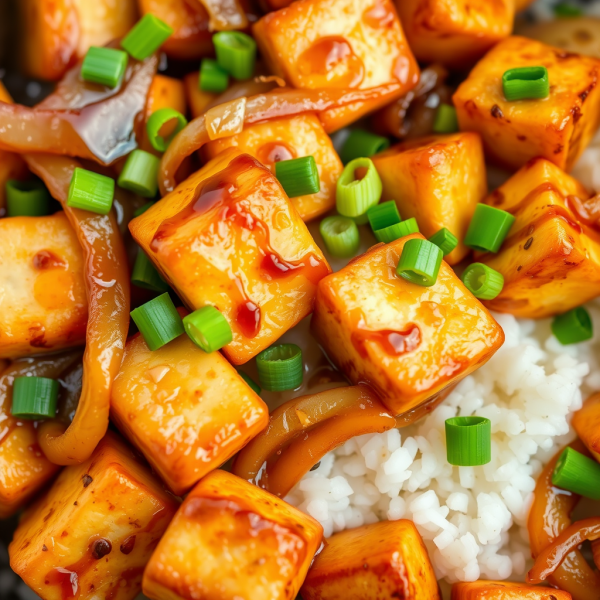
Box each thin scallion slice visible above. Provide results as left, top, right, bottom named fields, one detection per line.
left=67, top=168, right=114, bottom=215
left=121, top=14, right=173, bottom=60
left=552, top=446, right=600, bottom=500
left=464, top=204, right=515, bottom=253
left=275, top=156, right=320, bottom=198
left=336, top=157, right=382, bottom=218
left=256, top=344, right=303, bottom=391
left=445, top=416, right=492, bottom=466
left=131, top=249, right=170, bottom=293
left=552, top=307, right=593, bottom=345
left=319, top=216, right=360, bottom=258
left=130, top=293, right=184, bottom=351
left=81, top=46, right=128, bottom=88
left=502, top=66, right=549, bottom=102
left=239, top=371, right=261, bottom=395
left=11, top=377, right=59, bottom=420
left=146, top=108, right=188, bottom=153
left=433, top=104, right=459, bottom=134
left=183, top=306, right=232, bottom=353
left=213, top=31, right=257, bottom=80
left=396, top=238, right=442, bottom=287
left=199, top=59, right=229, bottom=93
left=339, top=129, right=390, bottom=165
left=6, top=179, right=51, bottom=216
left=367, top=201, right=401, bottom=232
left=118, top=150, right=160, bottom=198
left=375, top=218, right=419, bottom=244
left=461, top=263, right=504, bottom=300
left=429, top=227, right=458, bottom=256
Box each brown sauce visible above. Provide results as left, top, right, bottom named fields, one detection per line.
left=33, top=250, right=67, bottom=270
left=351, top=325, right=421, bottom=359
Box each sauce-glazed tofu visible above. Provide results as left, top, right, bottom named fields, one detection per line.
left=204, top=114, right=343, bottom=222
left=10, top=432, right=178, bottom=600
left=253, top=0, right=419, bottom=132
left=143, top=470, right=323, bottom=600
left=311, top=234, right=504, bottom=416
left=111, top=330, right=268, bottom=496
left=452, top=581, right=572, bottom=600
left=453, top=36, right=600, bottom=172
left=372, top=133, right=486, bottom=265
left=0, top=214, right=88, bottom=359
left=477, top=158, right=600, bottom=318
left=129, top=149, right=331, bottom=365
left=301, top=520, right=439, bottom=600
left=572, top=392, right=600, bottom=462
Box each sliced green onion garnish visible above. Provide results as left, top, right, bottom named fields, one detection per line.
left=146, top=108, right=188, bottom=153
left=336, top=157, right=382, bottom=218
left=552, top=447, right=600, bottom=500
left=131, top=249, right=170, bottom=293
left=429, top=228, right=458, bottom=256
left=183, top=306, right=233, bottom=353
left=339, top=129, right=390, bottom=165
left=81, top=46, right=128, bottom=88
left=11, top=377, right=59, bottom=420
left=552, top=307, right=593, bottom=345
left=213, top=31, right=257, bottom=80
left=461, top=263, right=504, bottom=300
left=275, top=156, right=320, bottom=198
left=375, top=218, right=419, bottom=244
left=464, top=204, right=515, bottom=253
left=554, top=3, right=583, bottom=17
left=67, top=168, right=114, bottom=215
left=396, top=238, right=442, bottom=287
left=6, top=179, right=51, bottom=217
left=256, top=344, right=303, bottom=391
left=130, top=293, right=184, bottom=351
left=199, top=58, right=229, bottom=93
left=367, top=201, right=401, bottom=232
left=433, top=104, right=459, bottom=134
left=118, top=150, right=160, bottom=198
left=445, top=416, right=492, bottom=466
left=319, top=216, right=360, bottom=258
left=134, top=201, right=155, bottom=218
left=502, top=66, right=549, bottom=102
left=121, top=14, right=173, bottom=61
left=239, top=371, right=261, bottom=395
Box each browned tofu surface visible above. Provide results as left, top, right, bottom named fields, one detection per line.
left=572, top=392, right=600, bottom=462
left=452, top=581, right=572, bottom=600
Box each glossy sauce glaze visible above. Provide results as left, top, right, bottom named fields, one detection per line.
left=351, top=324, right=421, bottom=359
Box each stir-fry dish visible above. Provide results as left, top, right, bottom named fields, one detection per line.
left=4, top=0, right=600, bottom=599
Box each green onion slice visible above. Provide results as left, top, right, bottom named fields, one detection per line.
left=183, top=306, right=233, bottom=353
left=239, top=371, right=261, bottom=395
left=213, top=31, right=257, bottom=80
left=146, top=108, right=188, bottom=153
left=554, top=2, right=583, bottom=17
left=464, top=204, right=515, bottom=253
left=275, top=156, right=320, bottom=198
left=199, top=59, right=229, bottom=93
left=461, top=263, right=504, bottom=300
left=445, top=416, right=492, bottom=466
left=339, top=129, right=390, bottom=165
left=396, top=238, right=442, bottom=287
left=552, top=307, right=593, bottom=345
left=552, top=446, right=600, bottom=500
left=336, top=157, right=382, bottom=218
left=6, top=179, right=51, bottom=217
left=130, top=293, right=184, bottom=351
left=374, top=218, right=419, bottom=244
left=67, top=168, right=114, bottom=215
left=118, top=150, right=160, bottom=198
left=502, top=66, right=549, bottom=102
left=121, top=14, right=173, bottom=61
left=12, top=377, right=59, bottom=420
left=429, top=227, right=458, bottom=256
left=367, top=201, right=401, bottom=232
left=319, top=216, right=360, bottom=258
left=81, top=46, right=128, bottom=88
left=256, top=344, right=303, bottom=391
left=131, top=249, right=170, bottom=293
left=433, top=104, right=459, bottom=134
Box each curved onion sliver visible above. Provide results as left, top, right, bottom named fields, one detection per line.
left=198, top=0, right=248, bottom=30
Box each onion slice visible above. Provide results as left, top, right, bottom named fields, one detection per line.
left=197, top=0, right=248, bottom=30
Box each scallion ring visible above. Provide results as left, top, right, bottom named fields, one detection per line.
left=502, top=66, right=549, bottom=102
left=183, top=306, right=233, bottom=353
left=118, top=150, right=160, bottom=198
left=130, top=293, right=184, bottom=351
left=146, top=108, right=188, bottom=153
left=319, top=216, right=360, bottom=258
left=552, top=307, right=593, bottom=345
left=445, top=416, right=492, bottom=466
left=396, top=238, right=442, bottom=287
left=374, top=218, right=419, bottom=244
left=461, top=263, right=504, bottom=300
left=429, top=227, right=458, bottom=256
left=336, top=157, right=382, bottom=218
left=11, top=377, right=59, bottom=420
left=121, top=14, right=173, bottom=61
left=464, top=204, right=515, bottom=253
left=340, top=129, right=390, bottom=165
left=6, top=179, right=51, bottom=217
left=256, top=344, right=303, bottom=391
left=367, top=201, right=401, bottom=232
left=275, top=156, right=320, bottom=198
left=67, top=168, right=115, bottom=215
left=552, top=446, right=600, bottom=500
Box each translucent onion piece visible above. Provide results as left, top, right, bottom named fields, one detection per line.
left=205, top=96, right=247, bottom=140
left=198, top=0, right=248, bottom=31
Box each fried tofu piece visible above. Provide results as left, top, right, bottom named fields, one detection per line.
left=301, top=520, right=439, bottom=600
left=395, top=0, right=514, bottom=69
left=477, top=158, right=600, bottom=318
left=184, top=71, right=217, bottom=119
left=204, top=114, right=343, bottom=222
left=311, top=234, right=504, bottom=415
left=572, top=392, right=600, bottom=462
left=129, top=149, right=331, bottom=365
left=143, top=470, right=323, bottom=600
left=453, top=36, right=600, bottom=172
left=372, top=133, right=486, bottom=265
left=0, top=213, right=87, bottom=359
left=111, top=330, right=268, bottom=496
left=452, top=581, right=572, bottom=600
left=10, top=432, right=179, bottom=600
left=253, top=0, right=419, bottom=132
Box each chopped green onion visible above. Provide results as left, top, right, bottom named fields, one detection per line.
left=67, top=168, right=114, bottom=215
left=6, top=179, right=51, bottom=217
left=445, top=416, right=492, bottom=466
left=130, top=293, right=184, bottom=351
left=275, top=156, right=320, bottom=198
left=367, top=201, right=401, bottom=232
left=374, top=218, right=419, bottom=244
left=11, top=377, right=59, bottom=420
left=134, top=201, right=155, bottom=218
left=183, top=306, right=232, bottom=353
left=131, top=249, right=169, bottom=293
left=256, top=344, right=303, bottom=391
left=199, top=59, right=229, bottom=93
left=121, top=14, right=173, bottom=61
left=146, top=108, right=188, bottom=153
left=396, top=238, right=442, bottom=287
left=429, top=228, right=458, bottom=256
left=461, top=263, right=504, bottom=300
left=81, top=46, right=128, bottom=88
left=118, top=150, right=160, bottom=198
left=552, top=446, right=600, bottom=500
left=433, top=104, right=459, bottom=134
left=339, top=129, right=390, bottom=165
left=552, top=307, right=593, bottom=345
left=319, top=216, right=360, bottom=258
left=336, top=157, right=382, bottom=218
left=502, top=66, right=549, bottom=102
left=213, top=31, right=257, bottom=80
left=464, top=204, right=515, bottom=253
left=239, top=371, right=261, bottom=395
left=554, top=3, right=583, bottom=17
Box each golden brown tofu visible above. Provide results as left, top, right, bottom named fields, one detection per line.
left=572, top=392, right=600, bottom=462
left=10, top=432, right=179, bottom=600
left=477, top=158, right=600, bottom=318
left=453, top=36, right=600, bottom=172
left=0, top=213, right=88, bottom=359
left=301, top=520, right=439, bottom=600
left=372, top=133, right=486, bottom=265
left=395, top=0, right=514, bottom=69
left=452, top=581, right=572, bottom=600
left=129, top=149, right=331, bottom=365
left=311, top=234, right=504, bottom=416
left=143, top=470, right=323, bottom=600
left=204, top=114, right=343, bottom=222
left=184, top=71, right=217, bottom=119
left=253, top=0, right=419, bottom=132
left=111, top=330, right=268, bottom=496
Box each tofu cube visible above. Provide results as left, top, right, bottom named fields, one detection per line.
left=395, top=0, right=514, bottom=69
left=253, top=0, right=419, bottom=132
left=0, top=213, right=88, bottom=359
left=111, top=329, right=268, bottom=496
left=184, top=71, right=217, bottom=119
left=204, top=114, right=343, bottom=222
left=572, top=393, right=600, bottom=462
left=453, top=36, right=600, bottom=172
left=477, top=158, right=600, bottom=318
left=311, top=234, right=504, bottom=415
left=452, top=581, right=572, bottom=600
left=129, top=149, right=331, bottom=365
left=372, top=133, right=486, bottom=265
left=143, top=470, right=323, bottom=600
left=301, top=520, right=439, bottom=600
left=9, top=432, right=179, bottom=600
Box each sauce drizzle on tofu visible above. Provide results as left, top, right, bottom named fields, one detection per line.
left=351, top=324, right=421, bottom=358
